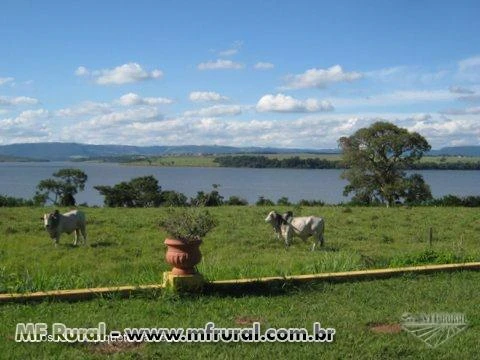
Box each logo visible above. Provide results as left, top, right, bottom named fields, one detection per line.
left=401, top=313, right=468, bottom=348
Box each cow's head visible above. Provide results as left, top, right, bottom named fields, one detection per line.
left=266, top=210, right=287, bottom=233
left=43, top=210, right=60, bottom=237
left=265, top=210, right=279, bottom=224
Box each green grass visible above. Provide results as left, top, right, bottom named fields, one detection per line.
left=420, top=155, right=480, bottom=164
left=1, top=206, right=479, bottom=292
left=1, top=272, right=479, bottom=359
left=128, top=155, right=219, bottom=167
left=1, top=206, right=479, bottom=358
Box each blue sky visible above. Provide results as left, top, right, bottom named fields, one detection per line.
left=1, top=0, right=479, bottom=149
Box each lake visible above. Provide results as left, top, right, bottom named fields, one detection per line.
left=1, top=162, right=479, bottom=206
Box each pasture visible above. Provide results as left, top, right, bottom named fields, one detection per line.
left=1, top=206, right=479, bottom=292
left=1, top=206, right=479, bottom=358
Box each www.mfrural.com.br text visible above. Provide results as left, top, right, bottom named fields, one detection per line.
left=15, top=322, right=335, bottom=343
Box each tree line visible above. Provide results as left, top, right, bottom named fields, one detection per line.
left=214, top=155, right=480, bottom=170
left=213, top=155, right=343, bottom=169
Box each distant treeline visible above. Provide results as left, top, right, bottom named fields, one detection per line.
left=214, top=155, right=480, bottom=170
left=409, top=162, right=480, bottom=170
left=214, top=155, right=343, bottom=169
left=3, top=191, right=480, bottom=208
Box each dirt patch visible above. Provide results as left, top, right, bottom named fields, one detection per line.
left=235, top=316, right=265, bottom=325
left=369, top=323, right=402, bottom=334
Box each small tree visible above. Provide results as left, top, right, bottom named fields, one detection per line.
left=339, top=121, right=431, bottom=206
left=35, top=168, right=88, bottom=206
left=161, top=190, right=188, bottom=207
left=191, top=184, right=224, bottom=207
left=277, top=196, right=291, bottom=206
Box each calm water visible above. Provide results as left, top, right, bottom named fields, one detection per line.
left=0, top=162, right=479, bottom=206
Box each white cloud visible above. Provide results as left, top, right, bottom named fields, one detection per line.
left=60, top=108, right=164, bottom=141
left=0, top=77, right=14, bottom=86
left=327, top=89, right=456, bottom=108
left=458, top=55, right=480, bottom=72
left=218, top=41, right=243, bottom=57
left=408, top=116, right=480, bottom=147
left=197, top=59, right=244, bottom=70
left=456, top=55, right=480, bottom=82
left=118, top=92, right=173, bottom=106
left=86, top=107, right=163, bottom=127
left=449, top=86, right=475, bottom=94
left=0, top=96, right=39, bottom=106
left=55, top=101, right=113, bottom=118
left=283, top=65, right=362, bottom=89
left=457, top=95, right=480, bottom=103
left=74, top=66, right=89, bottom=76
left=189, top=91, right=229, bottom=103
left=3, top=105, right=477, bottom=148
left=254, top=62, right=274, bottom=70
left=256, top=94, right=334, bottom=113
left=184, top=105, right=242, bottom=118
left=76, top=63, right=163, bottom=85
left=0, top=109, right=51, bottom=144
left=441, top=106, right=480, bottom=115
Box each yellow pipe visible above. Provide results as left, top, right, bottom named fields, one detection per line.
left=1, top=262, right=479, bottom=304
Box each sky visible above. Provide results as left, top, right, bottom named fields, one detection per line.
left=1, top=0, right=480, bottom=149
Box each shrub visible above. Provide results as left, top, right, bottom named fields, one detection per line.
left=297, top=199, right=325, bottom=206
left=256, top=196, right=275, bottom=206
left=224, top=196, right=248, bottom=206
left=159, top=208, right=217, bottom=242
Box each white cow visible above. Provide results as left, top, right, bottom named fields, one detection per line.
left=265, top=210, right=292, bottom=240
left=43, top=209, right=87, bottom=246
left=265, top=210, right=324, bottom=251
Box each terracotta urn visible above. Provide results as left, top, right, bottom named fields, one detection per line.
left=164, top=238, right=202, bottom=275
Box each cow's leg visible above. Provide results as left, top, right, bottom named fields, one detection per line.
left=312, top=233, right=324, bottom=251
left=80, top=227, right=87, bottom=245
left=282, top=226, right=291, bottom=248
left=73, top=230, right=79, bottom=246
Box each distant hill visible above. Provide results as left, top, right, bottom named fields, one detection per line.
left=428, top=146, right=480, bottom=157
left=0, top=142, right=478, bottom=161
left=0, top=142, right=338, bottom=161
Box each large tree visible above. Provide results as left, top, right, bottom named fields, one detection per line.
left=338, top=121, right=432, bottom=206
left=35, top=168, right=88, bottom=206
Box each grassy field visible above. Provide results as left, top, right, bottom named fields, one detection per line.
left=128, top=155, right=219, bottom=167
left=1, top=272, right=479, bottom=358
left=1, top=206, right=479, bottom=292
left=1, top=205, right=479, bottom=358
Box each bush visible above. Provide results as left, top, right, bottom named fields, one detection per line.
left=277, top=197, right=291, bottom=206
left=0, top=195, right=34, bottom=207
left=297, top=199, right=325, bottom=206
left=159, top=208, right=217, bottom=242
left=427, top=195, right=480, bottom=207
left=224, top=196, right=248, bottom=206
left=256, top=196, right=274, bottom=206
left=190, top=190, right=224, bottom=207
left=161, top=190, right=188, bottom=207
left=389, top=249, right=475, bottom=267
